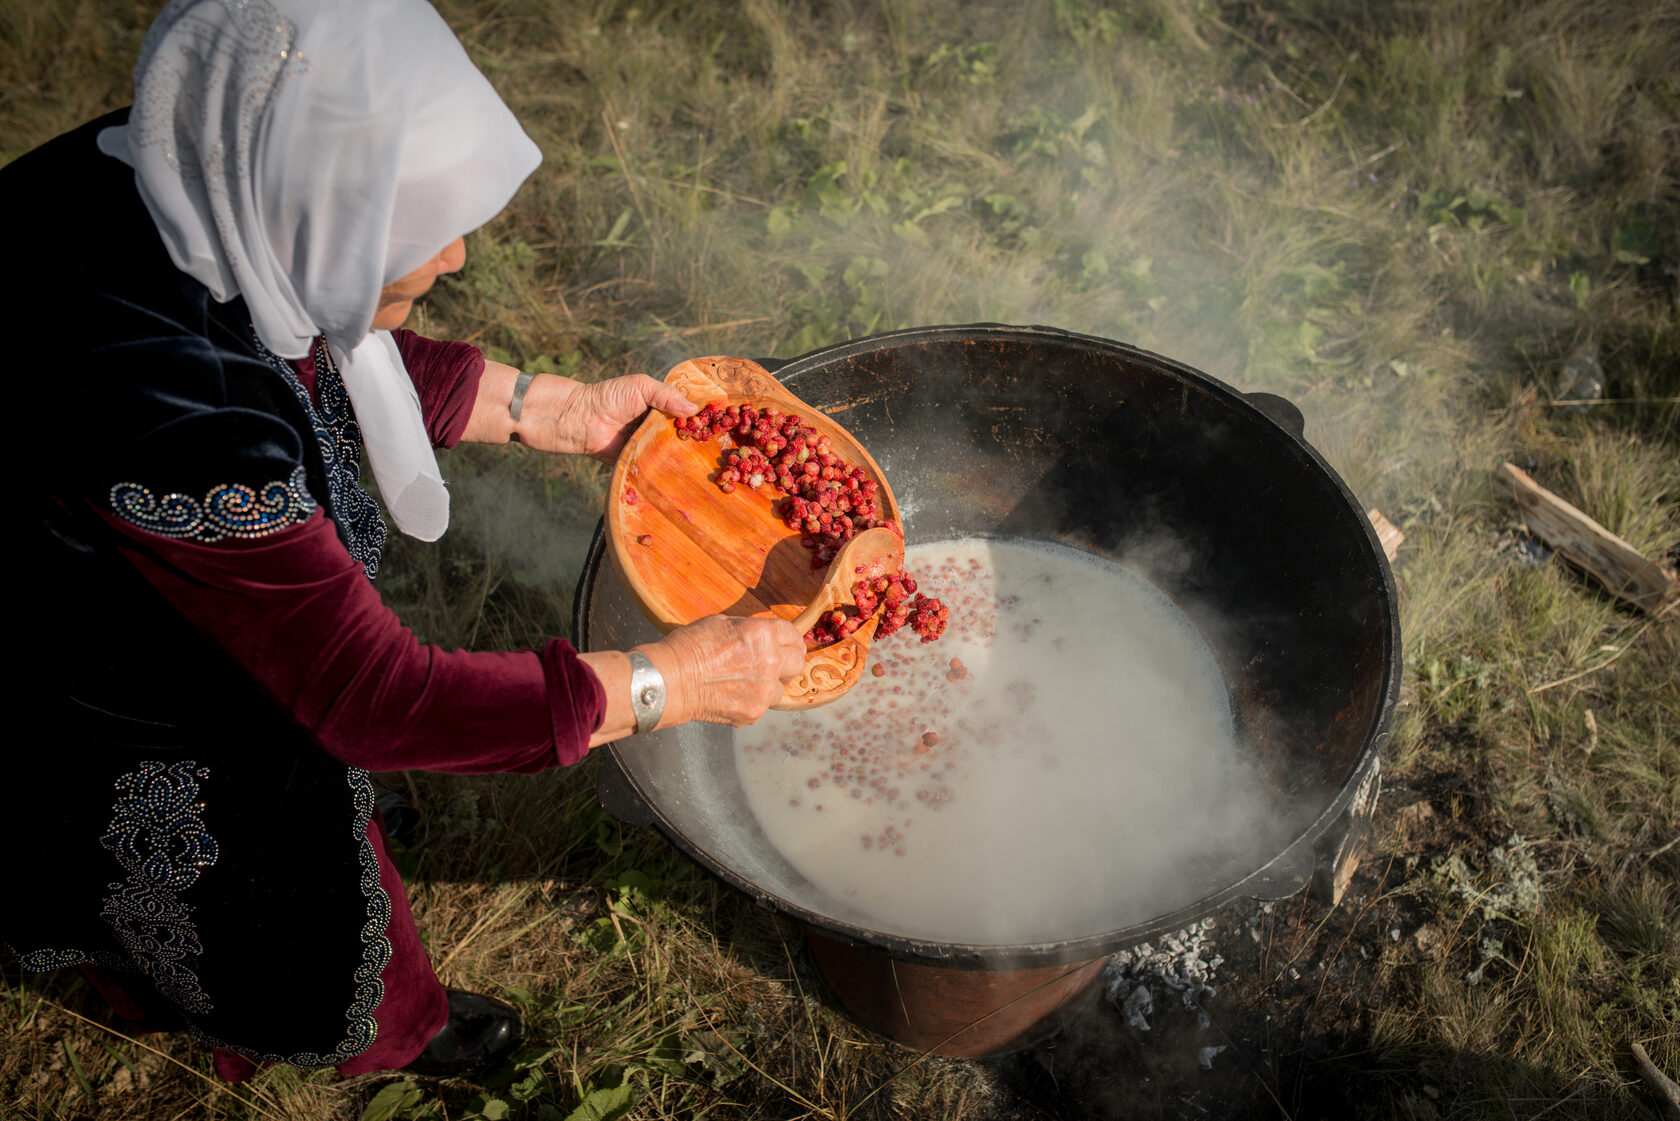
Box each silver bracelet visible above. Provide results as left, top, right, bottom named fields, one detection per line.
left=626, top=650, right=666, bottom=734
left=509, top=371, right=536, bottom=421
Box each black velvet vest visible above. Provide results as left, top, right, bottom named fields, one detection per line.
left=3, top=111, right=396, bottom=1066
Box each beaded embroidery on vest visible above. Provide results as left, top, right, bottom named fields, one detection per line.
left=108, top=466, right=316, bottom=542
left=15, top=767, right=394, bottom=1066
left=98, top=761, right=221, bottom=1014
left=14, top=764, right=221, bottom=1000
left=252, top=332, right=389, bottom=579
left=188, top=767, right=393, bottom=1067
left=14, top=947, right=121, bottom=972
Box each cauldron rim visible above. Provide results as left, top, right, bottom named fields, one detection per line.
left=574, top=323, right=1401, bottom=968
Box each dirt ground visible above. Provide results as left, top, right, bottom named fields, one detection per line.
left=905, top=756, right=1640, bottom=1121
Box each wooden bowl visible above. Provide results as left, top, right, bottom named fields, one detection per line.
left=605, top=356, right=903, bottom=709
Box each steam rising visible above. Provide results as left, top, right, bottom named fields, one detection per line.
left=445, top=0, right=1416, bottom=959
left=732, top=537, right=1290, bottom=946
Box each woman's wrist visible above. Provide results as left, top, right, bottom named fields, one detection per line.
left=461, top=360, right=520, bottom=443
left=578, top=640, right=687, bottom=748
left=462, top=360, right=589, bottom=450
left=510, top=372, right=588, bottom=450
left=633, top=640, right=687, bottom=730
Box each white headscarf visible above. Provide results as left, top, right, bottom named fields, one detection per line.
left=97, top=0, right=541, bottom=541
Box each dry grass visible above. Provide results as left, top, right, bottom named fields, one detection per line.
left=3, top=0, right=1678, bottom=1117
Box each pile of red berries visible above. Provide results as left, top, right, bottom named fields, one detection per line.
left=675, top=401, right=889, bottom=566
left=903, top=593, right=951, bottom=643
left=797, top=563, right=949, bottom=647
left=861, top=573, right=950, bottom=642
left=676, top=400, right=948, bottom=647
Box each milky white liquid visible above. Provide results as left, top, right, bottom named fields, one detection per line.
left=732, top=538, right=1282, bottom=945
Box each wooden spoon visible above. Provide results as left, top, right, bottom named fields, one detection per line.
left=789, top=527, right=906, bottom=638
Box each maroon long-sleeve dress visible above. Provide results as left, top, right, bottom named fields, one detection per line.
left=3, top=109, right=604, bottom=1077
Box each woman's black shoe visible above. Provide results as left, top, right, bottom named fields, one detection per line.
left=404, top=990, right=524, bottom=1077
left=373, top=788, right=420, bottom=848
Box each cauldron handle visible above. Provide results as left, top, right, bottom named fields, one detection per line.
left=596, top=750, right=657, bottom=826
left=1244, top=838, right=1317, bottom=901
left=1245, top=754, right=1383, bottom=905
left=1244, top=392, right=1306, bottom=440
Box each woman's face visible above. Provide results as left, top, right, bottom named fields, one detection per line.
left=371, top=237, right=466, bottom=330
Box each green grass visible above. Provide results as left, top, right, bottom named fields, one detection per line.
left=3, top=0, right=1677, bottom=1117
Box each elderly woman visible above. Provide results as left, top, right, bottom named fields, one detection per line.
left=3, top=0, right=801, bottom=1082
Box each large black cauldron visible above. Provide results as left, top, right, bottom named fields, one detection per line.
left=574, top=325, right=1398, bottom=1054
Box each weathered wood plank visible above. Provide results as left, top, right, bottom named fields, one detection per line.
left=1493, top=462, right=1678, bottom=617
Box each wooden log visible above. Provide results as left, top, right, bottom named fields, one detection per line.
left=1310, top=761, right=1381, bottom=908
left=1366, top=508, right=1403, bottom=563
left=1493, top=463, right=1679, bottom=618
left=1629, top=1041, right=1680, bottom=1121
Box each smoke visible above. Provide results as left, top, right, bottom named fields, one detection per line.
left=446, top=455, right=599, bottom=591
left=382, top=446, right=603, bottom=649
left=562, top=0, right=1401, bottom=952
left=576, top=0, right=1468, bottom=550
left=729, top=536, right=1295, bottom=947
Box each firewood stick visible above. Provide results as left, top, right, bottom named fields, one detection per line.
left=1492, top=463, right=1679, bottom=618
left=1630, top=1042, right=1680, bottom=1121
left=1366, top=508, right=1403, bottom=563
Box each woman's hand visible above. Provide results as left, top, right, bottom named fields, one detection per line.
left=463, top=360, right=697, bottom=461
left=647, top=615, right=807, bottom=727
left=580, top=615, right=806, bottom=747
left=537, top=373, right=698, bottom=463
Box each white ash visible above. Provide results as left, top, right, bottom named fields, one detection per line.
left=1103, top=917, right=1224, bottom=1033
left=1490, top=526, right=1551, bottom=568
